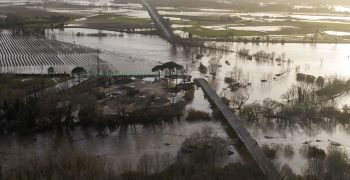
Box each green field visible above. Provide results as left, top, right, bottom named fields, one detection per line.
left=72, top=14, right=153, bottom=31
left=167, top=13, right=350, bottom=42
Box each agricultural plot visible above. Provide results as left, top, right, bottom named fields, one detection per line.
left=0, top=33, right=102, bottom=74
left=0, top=33, right=155, bottom=75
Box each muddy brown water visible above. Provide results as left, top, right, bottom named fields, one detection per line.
left=1, top=27, right=350, bottom=174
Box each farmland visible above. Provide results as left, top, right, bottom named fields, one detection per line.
left=0, top=32, right=105, bottom=74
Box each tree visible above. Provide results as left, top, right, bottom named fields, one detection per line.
left=228, top=63, right=243, bottom=83
left=180, top=63, right=194, bottom=82
left=208, top=57, right=220, bottom=77
left=152, top=65, right=164, bottom=80
left=232, top=93, right=250, bottom=112
left=71, top=67, right=87, bottom=83
left=161, top=62, right=184, bottom=77
left=199, top=63, right=208, bottom=74
left=262, top=98, right=281, bottom=120
left=47, top=67, right=55, bottom=76
left=151, top=62, right=183, bottom=84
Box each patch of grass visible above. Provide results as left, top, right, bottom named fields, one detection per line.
left=169, top=13, right=350, bottom=42
left=78, top=14, right=152, bottom=31
left=86, top=14, right=151, bottom=25
left=175, top=25, right=257, bottom=37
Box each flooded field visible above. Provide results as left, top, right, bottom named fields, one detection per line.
left=0, top=26, right=349, bottom=174
left=1, top=0, right=350, bottom=177
left=0, top=32, right=101, bottom=74
left=56, top=28, right=350, bottom=173
left=227, top=26, right=297, bottom=32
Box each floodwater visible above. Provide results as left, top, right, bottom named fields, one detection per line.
left=46, top=28, right=188, bottom=65
left=324, top=31, right=350, bottom=36
left=333, top=5, right=350, bottom=13
left=1, top=26, right=350, bottom=174
left=44, top=28, right=188, bottom=75
left=0, top=86, right=241, bottom=171
left=201, top=24, right=296, bottom=32
left=43, top=29, right=350, bottom=173
left=1, top=1, right=350, bottom=175
left=159, top=10, right=350, bottom=24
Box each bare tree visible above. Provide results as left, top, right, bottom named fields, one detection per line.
left=281, top=85, right=298, bottom=103
left=229, top=63, right=243, bottom=82
left=180, top=63, right=195, bottom=82
left=262, top=98, right=281, bottom=120
left=208, top=57, right=220, bottom=77
left=232, top=91, right=250, bottom=112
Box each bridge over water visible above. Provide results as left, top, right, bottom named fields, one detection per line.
left=194, top=78, right=281, bottom=180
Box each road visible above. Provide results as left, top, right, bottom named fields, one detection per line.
left=194, top=78, right=281, bottom=180
left=141, top=0, right=176, bottom=44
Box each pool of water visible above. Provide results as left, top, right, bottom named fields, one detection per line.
left=324, top=31, right=350, bottom=36
left=227, top=26, right=298, bottom=32
left=333, top=5, right=350, bottom=13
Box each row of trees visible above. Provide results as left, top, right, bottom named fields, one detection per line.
left=0, top=13, right=68, bottom=35
left=151, top=61, right=184, bottom=79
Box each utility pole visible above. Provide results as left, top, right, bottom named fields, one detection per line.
left=96, top=46, right=100, bottom=76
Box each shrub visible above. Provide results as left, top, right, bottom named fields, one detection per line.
left=183, top=88, right=195, bottom=101
left=262, top=144, right=278, bottom=159
left=296, top=73, right=306, bottom=81
left=283, top=144, right=295, bottom=158
left=304, top=146, right=326, bottom=159
left=186, top=109, right=211, bottom=121
left=306, top=75, right=316, bottom=83
left=181, top=127, right=228, bottom=165
left=316, top=76, right=325, bottom=87
left=224, top=77, right=235, bottom=84
left=199, top=63, right=208, bottom=74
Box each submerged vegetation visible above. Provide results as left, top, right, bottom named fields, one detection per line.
left=1, top=127, right=349, bottom=180
left=0, top=128, right=265, bottom=180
